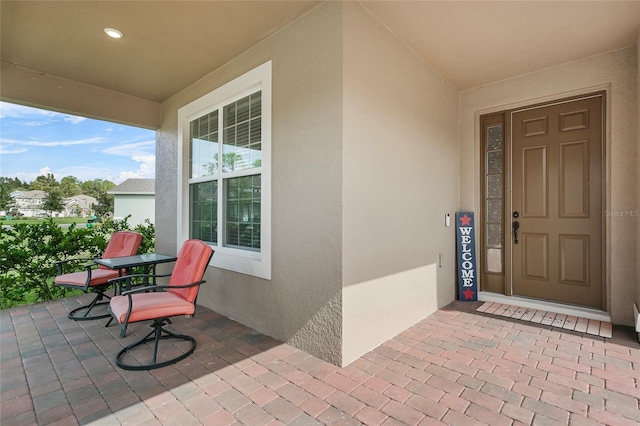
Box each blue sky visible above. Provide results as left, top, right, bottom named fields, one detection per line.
left=0, top=101, right=155, bottom=185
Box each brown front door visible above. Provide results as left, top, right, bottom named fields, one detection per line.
left=510, top=95, right=603, bottom=308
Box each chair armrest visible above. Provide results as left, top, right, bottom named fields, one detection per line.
left=55, top=257, right=94, bottom=265
left=55, top=257, right=96, bottom=275
left=120, top=280, right=206, bottom=296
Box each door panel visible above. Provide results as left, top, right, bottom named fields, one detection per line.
left=559, top=141, right=589, bottom=217
left=559, top=234, right=589, bottom=285
left=522, top=146, right=547, bottom=217
left=522, top=233, right=548, bottom=280
left=511, top=95, right=603, bottom=308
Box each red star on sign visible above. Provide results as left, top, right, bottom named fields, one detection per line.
left=462, top=288, right=475, bottom=300
left=459, top=214, right=472, bottom=226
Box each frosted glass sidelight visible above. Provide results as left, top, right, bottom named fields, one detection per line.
left=487, top=125, right=503, bottom=151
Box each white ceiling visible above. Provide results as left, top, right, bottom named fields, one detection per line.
left=1, top=1, right=639, bottom=103
left=0, top=1, right=322, bottom=102
left=361, top=1, right=640, bottom=90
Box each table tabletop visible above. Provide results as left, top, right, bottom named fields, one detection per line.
left=94, top=253, right=177, bottom=270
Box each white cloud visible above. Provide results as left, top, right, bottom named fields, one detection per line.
left=99, top=140, right=156, bottom=183
left=0, top=101, right=87, bottom=125
left=10, top=167, right=56, bottom=183
left=23, top=120, right=54, bottom=127
left=0, top=102, right=58, bottom=119
left=63, top=115, right=87, bottom=124
left=0, top=146, right=28, bottom=155
left=0, top=137, right=104, bottom=147
left=113, top=154, right=156, bottom=183
left=14, top=171, right=37, bottom=182
left=38, top=167, right=53, bottom=176
left=101, top=140, right=155, bottom=157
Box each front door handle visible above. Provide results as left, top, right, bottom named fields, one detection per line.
left=512, top=221, right=520, bottom=244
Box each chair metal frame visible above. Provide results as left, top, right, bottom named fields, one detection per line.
left=107, top=240, right=213, bottom=371
left=55, top=231, right=142, bottom=321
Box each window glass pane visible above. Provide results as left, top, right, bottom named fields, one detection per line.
left=487, top=150, right=503, bottom=174
left=190, top=181, right=217, bottom=244
left=250, top=92, right=261, bottom=118
left=486, top=248, right=502, bottom=273
left=487, top=125, right=503, bottom=150
left=223, top=92, right=262, bottom=172
left=487, top=175, right=502, bottom=199
left=225, top=175, right=260, bottom=251
left=189, top=111, right=218, bottom=178
left=250, top=118, right=261, bottom=144
left=236, top=96, right=250, bottom=123
left=487, top=224, right=502, bottom=248
left=487, top=199, right=502, bottom=223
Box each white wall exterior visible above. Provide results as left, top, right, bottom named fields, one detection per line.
left=157, top=2, right=461, bottom=365
left=158, top=2, right=345, bottom=364
left=113, top=194, right=155, bottom=226
left=460, top=47, right=638, bottom=326
left=341, top=3, right=459, bottom=366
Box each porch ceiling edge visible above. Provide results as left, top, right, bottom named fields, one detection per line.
left=0, top=62, right=162, bottom=130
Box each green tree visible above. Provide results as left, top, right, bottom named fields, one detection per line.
left=0, top=177, right=28, bottom=211
left=81, top=179, right=115, bottom=199
left=93, top=192, right=114, bottom=217
left=0, top=179, right=13, bottom=212
left=30, top=173, right=59, bottom=191
left=0, top=177, right=27, bottom=190
left=60, top=176, right=82, bottom=197
left=43, top=190, right=64, bottom=214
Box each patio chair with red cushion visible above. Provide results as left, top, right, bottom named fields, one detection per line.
left=55, top=231, right=143, bottom=321
left=107, top=239, right=214, bottom=370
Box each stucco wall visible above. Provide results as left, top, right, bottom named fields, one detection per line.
left=460, top=47, right=638, bottom=326
left=157, top=2, right=344, bottom=364
left=113, top=195, right=155, bottom=226
left=637, top=35, right=640, bottom=333
left=341, top=3, right=459, bottom=365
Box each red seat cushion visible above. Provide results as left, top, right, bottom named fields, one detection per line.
left=110, top=292, right=196, bottom=324
left=55, top=269, right=120, bottom=287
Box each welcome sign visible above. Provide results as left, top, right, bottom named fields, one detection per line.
left=456, top=212, right=478, bottom=301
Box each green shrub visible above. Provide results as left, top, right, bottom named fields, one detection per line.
left=0, top=216, right=155, bottom=309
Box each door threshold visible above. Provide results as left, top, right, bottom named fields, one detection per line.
left=478, top=292, right=611, bottom=322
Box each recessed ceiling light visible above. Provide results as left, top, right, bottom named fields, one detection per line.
left=104, top=28, right=123, bottom=39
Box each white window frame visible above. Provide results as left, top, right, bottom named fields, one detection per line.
left=177, top=61, right=271, bottom=279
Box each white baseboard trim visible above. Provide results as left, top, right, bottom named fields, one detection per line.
left=634, top=303, right=640, bottom=332
left=478, top=292, right=611, bottom=322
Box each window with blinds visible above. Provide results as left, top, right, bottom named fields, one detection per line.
left=189, top=91, right=262, bottom=251
left=179, top=61, right=271, bottom=279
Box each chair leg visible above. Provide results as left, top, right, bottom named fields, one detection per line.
left=68, top=291, right=112, bottom=321
left=115, top=318, right=196, bottom=371
left=104, top=312, right=128, bottom=338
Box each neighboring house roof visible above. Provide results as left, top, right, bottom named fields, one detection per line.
left=63, top=195, right=97, bottom=209
left=10, top=190, right=48, bottom=199
left=108, top=179, right=155, bottom=195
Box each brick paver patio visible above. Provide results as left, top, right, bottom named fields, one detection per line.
left=1, top=294, right=639, bottom=425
